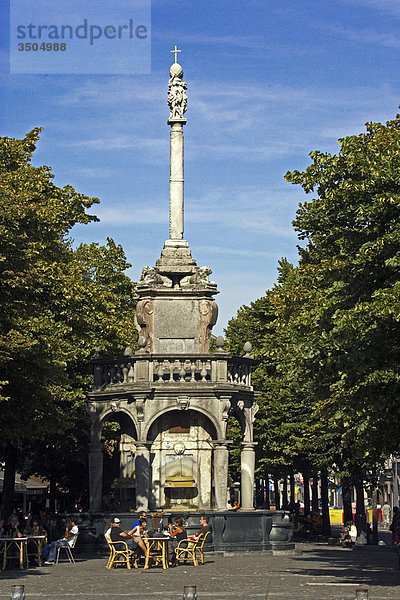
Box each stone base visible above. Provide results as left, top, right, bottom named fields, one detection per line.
left=71, top=510, right=294, bottom=553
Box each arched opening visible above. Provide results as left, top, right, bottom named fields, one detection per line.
left=147, top=409, right=217, bottom=511
left=100, top=411, right=137, bottom=512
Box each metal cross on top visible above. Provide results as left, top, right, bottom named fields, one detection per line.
left=170, top=45, right=181, bottom=63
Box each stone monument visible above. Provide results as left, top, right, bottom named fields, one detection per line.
left=87, top=49, right=258, bottom=514
left=86, top=49, right=293, bottom=551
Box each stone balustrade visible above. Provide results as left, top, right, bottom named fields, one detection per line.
left=91, top=352, right=254, bottom=391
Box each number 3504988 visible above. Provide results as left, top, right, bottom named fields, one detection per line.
left=18, top=42, right=67, bottom=51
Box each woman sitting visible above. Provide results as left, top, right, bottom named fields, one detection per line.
left=168, top=517, right=186, bottom=566
left=25, top=516, right=46, bottom=536
left=128, top=517, right=148, bottom=555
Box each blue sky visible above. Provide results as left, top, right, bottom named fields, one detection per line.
left=1, top=0, right=400, bottom=335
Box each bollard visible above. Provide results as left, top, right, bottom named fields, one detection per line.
left=183, top=586, right=197, bottom=600
left=10, top=585, right=25, bottom=600
left=355, top=589, right=368, bottom=600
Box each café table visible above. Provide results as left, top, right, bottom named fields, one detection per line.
left=144, top=536, right=170, bottom=570
left=2, top=537, right=28, bottom=570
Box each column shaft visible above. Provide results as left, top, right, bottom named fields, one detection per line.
left=169, top=122, right=184, bottom=239
left=135, top=443, right=151, bottom=511
left=240, top=443, right=256, bottom=510
left=213, top=443, right=229, bottom=511
left=89, top=443, right=103, bottom=512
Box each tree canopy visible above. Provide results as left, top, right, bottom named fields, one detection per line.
left=225, top=110, right=400, bottom=488
left=0, top=129, right=137, bottom=515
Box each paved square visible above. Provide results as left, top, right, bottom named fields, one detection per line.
left=1, top=543, right=399, bottom=599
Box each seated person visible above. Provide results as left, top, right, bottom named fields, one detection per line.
left=129, top=511, right=147, bottom=532
left=42, top=518, right=78, bottom=565
left=25, top=516, right=46, bottom=536
left=189, top=514, right=211, bottom=542
left=107, top=517, right=141, bottom=553
left=2, top=514, right=23, bottom=568
left=168, top=517, right=186, bottom=565
left=4, top=514, right=23, bottom=538
left=128, top=517, right=148, bottom=554
left=25, top=516, right=46, bottom=565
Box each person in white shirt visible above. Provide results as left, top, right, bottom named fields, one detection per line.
left=42, top=518, right=78, bottom=564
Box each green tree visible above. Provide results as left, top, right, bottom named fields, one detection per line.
left=0, top=129, right=137, bottom=517
left=285, top=112, right=400, bottom=464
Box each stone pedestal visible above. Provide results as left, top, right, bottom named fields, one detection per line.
left=89, top=442, right=103, bottom=512
left=240, top=442, right=257, bottom=510
left=135, top=442, right=151, bottom=511
left=213, top=441, right=230, bottom=511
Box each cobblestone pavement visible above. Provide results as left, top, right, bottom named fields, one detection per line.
left=1, top=540, right=400, bottom=600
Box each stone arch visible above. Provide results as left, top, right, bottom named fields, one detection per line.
left=97, top=409, right=138, bottom=512
left=143, top=405, right=220, bottom=441
left=99, top=408, right=138, bottom=439
left=145, top=409, right=218, bottom=510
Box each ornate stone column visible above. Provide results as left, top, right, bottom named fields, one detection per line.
left=89, top=441, right=103, bottom=512
left=169, top=121, right=186, bottom=240
left=135, top=442, right=152, bottom=511
left=167, top=60, right=187, bottom=241
left=213, top=441, right=230, bottom=511
left=240, top=442, right=257, bottom=510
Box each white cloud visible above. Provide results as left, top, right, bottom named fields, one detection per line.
left=346, top=0, right=400, bottom=17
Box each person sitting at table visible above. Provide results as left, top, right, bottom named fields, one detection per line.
left=129, top=517, right=148, bottom=554
left=108, top=517, right=140, bottom=553
left=189, top=514, right=211, bottom=542
left=25, top=516, right=46, bottom=565
left=4, top=514, right=23, bottom=538
left=168, top=516, right=186, bottom=565
left=42, top=518, right=78, bottom=565
left=129, top=510, right=147, bottom=532
left=25, top=516, right=46, bottom=536
left=3, top=514, right=24, bottom=568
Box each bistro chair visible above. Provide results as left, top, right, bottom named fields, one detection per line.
left=175, top=534, right=203, bottom=567
left=55, top=535, right=78, bottom=565
left=104, top=533, right=137, bottom=569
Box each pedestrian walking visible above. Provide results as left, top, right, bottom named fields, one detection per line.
left=389, top=506, right=400, bottom=545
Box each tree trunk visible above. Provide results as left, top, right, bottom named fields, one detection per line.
left=303, top=470, right=310, bottom=517
left=342, top=477, right=353, bottom=524
left=282, top=476, right=288, bottom=509
left=320, top=467, right=331, bottom=536
left=354, top=477, right=367, bottom=544
left=289, top=471, right=295, bottom=509
left=311, top=473, right=319, bottom=513
left=371, top=487, right=379, bottom=545
left=0, top=444, right=18, bottom=521
left=49, top=475, right=57, bottom=513
left=273, top=475, right=280, bottom=509
left=265, top=473, right=270, bottom=509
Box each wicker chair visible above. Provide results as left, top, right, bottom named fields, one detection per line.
left=175, top=534, right=203, bottom=567
left=105, top=533, right=138, bottom=569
